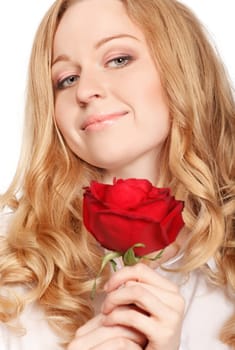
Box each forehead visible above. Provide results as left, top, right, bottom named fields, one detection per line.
left=54, top=0, right=145, bottom=52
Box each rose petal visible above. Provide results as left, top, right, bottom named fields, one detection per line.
left=83, top=178, right=184, bottom=256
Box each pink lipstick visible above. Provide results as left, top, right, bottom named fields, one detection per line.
left=82, top=111, right=128, bottom=131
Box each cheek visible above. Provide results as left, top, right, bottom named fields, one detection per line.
left=147, top=75, right=169, bottom=118
left=135, top=77, right=169, bottom=124
left=116, top=66, right=167, bottom=112
left=54, top=96, right=65, bottom=127
left=141, top=79, right=170, bottom=141
left=54, top=96, right=75, bottom=135
left=146, top=73, right=167, bottom=106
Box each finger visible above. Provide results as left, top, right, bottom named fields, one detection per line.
left=90, top=337, right=142, bottom=350
left=75, top=314, right=104, bottom=337
left=122, top=280, right=185, bottom=313
left=102, top=306, right=183, bottom=346
left=104, top=263, right=178, bottom=293
left=102, top=283, right=172, bottom=318
left=69, top=324, right=145, bottom=349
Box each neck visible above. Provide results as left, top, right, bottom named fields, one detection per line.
left=102, top=150, right=161, bottom=186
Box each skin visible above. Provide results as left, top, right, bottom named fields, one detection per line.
left=52, top=0, right=170, bottom=185
left=67, top=264, right=185, bottom=350
left=52, top=0, right=185, bottom=349
left=102, top=264, right=185, bottom=350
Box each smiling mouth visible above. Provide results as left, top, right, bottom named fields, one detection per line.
left=82, top=111, right=128, bottom=131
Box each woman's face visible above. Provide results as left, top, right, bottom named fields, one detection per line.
left=52, top=0, right=170, bottom=182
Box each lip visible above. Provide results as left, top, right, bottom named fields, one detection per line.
left=81, top=111, right=128, bottom=131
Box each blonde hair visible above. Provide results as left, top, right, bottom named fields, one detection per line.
left=0, top=0, right=234, bottom=347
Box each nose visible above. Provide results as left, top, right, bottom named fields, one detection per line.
left=75, top=69, right=105, bottom=106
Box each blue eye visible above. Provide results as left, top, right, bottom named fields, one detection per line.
left=107, top=55, right=133, bottom=68
left=56, top=75, right=79, bottom=90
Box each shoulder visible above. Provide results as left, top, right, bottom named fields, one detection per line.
left=181, top=268, right=233, bottom=349
left=159, top=257, right=234, bottom=349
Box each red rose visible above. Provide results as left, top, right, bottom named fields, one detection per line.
left=83, top=178, right=184, bottom=256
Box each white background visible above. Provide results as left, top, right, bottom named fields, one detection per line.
left=0, top=1, right=234, bottom=193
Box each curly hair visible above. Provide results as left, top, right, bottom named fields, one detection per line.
left=0, top=0, right=234, bottom=347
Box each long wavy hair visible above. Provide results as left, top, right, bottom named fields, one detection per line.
left=0, top=0, right=234, bottom=347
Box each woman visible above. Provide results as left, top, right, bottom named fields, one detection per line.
left=0, top=0, right=234, bottom=349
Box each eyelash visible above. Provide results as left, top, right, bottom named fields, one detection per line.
left=56, top=75, right=79, bottom=90
left=106, top=55, right=133, bottom=68
left=55, top=55, right=133, bottom=90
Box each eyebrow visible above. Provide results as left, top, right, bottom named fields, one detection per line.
left=95, top=33, right=139, bottom=49
left=52, top=34, right=139, bottom=66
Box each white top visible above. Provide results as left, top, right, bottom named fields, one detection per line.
left=0, top=210, right=234, bottom=350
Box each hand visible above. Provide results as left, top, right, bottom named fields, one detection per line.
left=101, top=263, right=185, bottom=350
left=67, top=313, right=145, bottom=350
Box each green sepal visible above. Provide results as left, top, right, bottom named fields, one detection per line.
left=142, top=249, right=164, bottom=261
left=122, top=243, right=145, bottom=266
left=90, top=244, right=165, bottom=299
left=110, top=259, right=118, bottom=272
left=99, top=251, right=122, bottom=274
left=90, top=251, right=121, bottom=299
